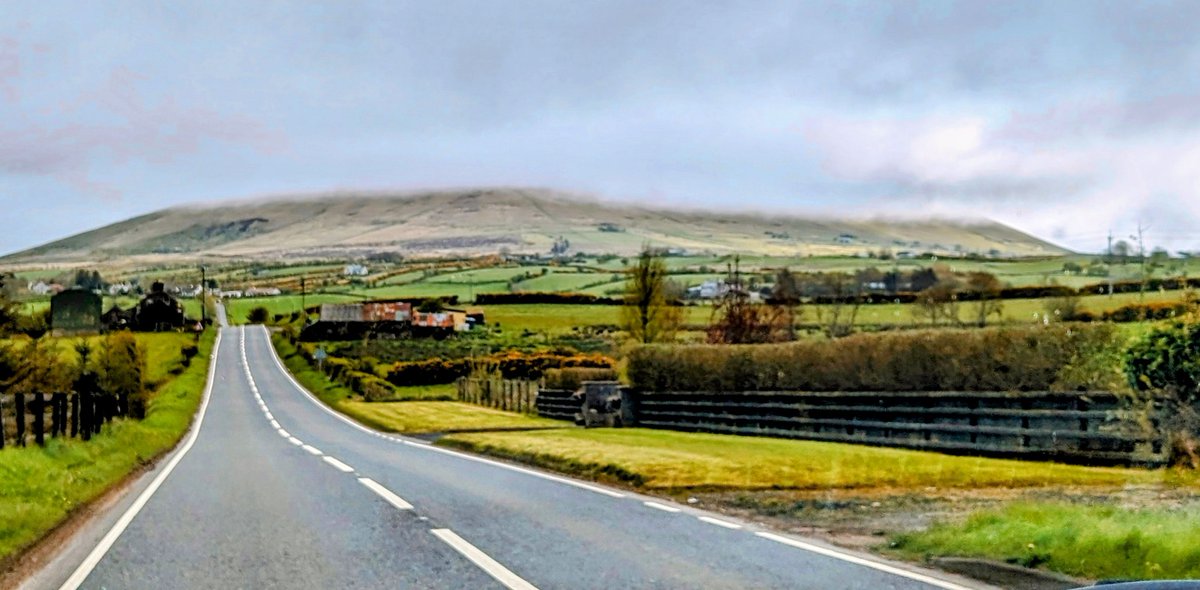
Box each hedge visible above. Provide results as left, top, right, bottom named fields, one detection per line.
left=474, top=292, right=623, bottom=305
left=627, top=324, right=1119, bottom=393
left=1102, top=302, right=1193, bottom=323
left=542, top=367, right=619, bottom=390
left=385, top=351, right=616, bottom=386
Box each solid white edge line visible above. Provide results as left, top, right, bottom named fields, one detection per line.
left=301, top=444, right=323, bottom=456
left=430, top=529, right=538, bottom=590
left=643, top=501, right=681, bottom=513
left=754, top=532, right=975, bottom=590
left=322, top=456, right=355, bottom=473
left=253, top=325, right=626, bottom=500
left=358, top=477, right=414, bottom=510
left=59, top=330, right=224, bottom=590
left=698, top=516, right=742, bottom=529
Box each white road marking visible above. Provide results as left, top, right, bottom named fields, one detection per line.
left=288, top=437, right=303, bottom=446
left=270, top=420, right=280, bottom=429
left=58, top=331, right=225, bottom=590
left=278, top=429, right=290, bottom=438
left=643, top=501, right=681, bottom=513
left=323, top=456, right=355, bottom=473
left=358, top=477, right=414, bottom=510
left=256, top=326, right=626, bottom=499
left=265, top=412, right=274, bottom=421
left=754, top=532, right=976, bottom=590
left=431, top=529, right=538, bottom=590
left=698, top=516, right=742, bottom=530
left=302, top=444, right=323, bottom=456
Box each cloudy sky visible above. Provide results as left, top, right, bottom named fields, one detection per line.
left=2, top=1, right=1199, bottom=255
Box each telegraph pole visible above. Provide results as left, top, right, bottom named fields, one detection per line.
left=200, top=265, right=207, bottom=326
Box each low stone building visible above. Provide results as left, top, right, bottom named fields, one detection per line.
left=51, top=289, right=102, bottom=334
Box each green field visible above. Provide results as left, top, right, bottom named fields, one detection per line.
left=438, top=428, right=1171, bottom=491
left=0, top=330, right=215, bottom=561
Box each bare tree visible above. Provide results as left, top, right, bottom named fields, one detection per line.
left=814, top=273, right=863, bottom=337
left=965, top=272, right=1004, bottom=327
left=915, top=279, right=962, bottom=326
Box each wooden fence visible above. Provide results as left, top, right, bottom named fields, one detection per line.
left=628, top=390, right=1165, bottom=466
left=0, top=391, right=124, bottom=449
left=456, top=378, right=540, bottom=415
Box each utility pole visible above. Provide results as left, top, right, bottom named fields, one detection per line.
left=1106, top=230, right=1113, bottom=297
left=1133, top=223, right=1149, bottom=302
left=200, top=265, right=207, bottom=326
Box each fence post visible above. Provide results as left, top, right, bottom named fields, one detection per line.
left=33, top=393, right=45, bottom=446
left=80, top=391, right=92, bottom=441
left=57, top=393, right=68, bottom=437
left=70, top=393, right=79, bottom=438
left=0, top=395, right=5, bottom=449
left=15, top=392, right=25, bottom=447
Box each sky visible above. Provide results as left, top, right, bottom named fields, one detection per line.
left=2, top=0, right=1200, bottom=256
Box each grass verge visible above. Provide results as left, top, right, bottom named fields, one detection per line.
left=272, top=335, right=561, bottom=434
left=437, top=428, right=1176, bottom=492
left=890, top=501, right=1200, bottom=580
left=0, top=330, right=215, bottom=562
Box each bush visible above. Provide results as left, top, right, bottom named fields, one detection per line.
left=1102, top=302, right=1191, bottom=323
left=1123, top=322, right=1200, bottom=466
left=246, top=306, right=270, bottom=324
left=542, top=367, right=619, bottom=390
left=385, top=351, right=615, bottom=386
left=474, top=292, right=623, bottom=305
left=627, top=325, right=1118, bottom=393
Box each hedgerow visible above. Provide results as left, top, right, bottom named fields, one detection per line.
left=627, top=324, right=1120, bottom=392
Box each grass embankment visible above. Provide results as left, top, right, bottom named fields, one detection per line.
left=272, top=336, right=559, bottom=434
left=892, top=502, right=1200, bottom=580
left=437, top=428, right=1168, bottom=491
left=0, top=330, right=215, bottom=562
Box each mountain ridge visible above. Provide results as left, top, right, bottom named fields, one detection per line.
left=2, top=188, right=1069, bottom=264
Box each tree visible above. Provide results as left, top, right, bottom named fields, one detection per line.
left=1112, top=240, right=1132, bottom=263
left=96, top=332, right=145, bottom=416
left=813, top=272, right=863, bottom=337
left=246, top=306, right=270, bottom=324
left=965, top=272, right=1003, bottom=327
left=915, top=279, right=961, bottom=326
left=620, top=246, right=683, bottom=343
left=0, top=273, right=19, bottom=336
left=418, top=298, right=446, bottom=313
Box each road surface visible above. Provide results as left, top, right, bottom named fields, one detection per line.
left=28, top=325, right=987, bottom=589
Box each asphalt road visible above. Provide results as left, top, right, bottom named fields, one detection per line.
left=31, top=324, right=989, bottom=590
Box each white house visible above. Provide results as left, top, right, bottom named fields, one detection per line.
left=344, top=264, right=369, bottom=277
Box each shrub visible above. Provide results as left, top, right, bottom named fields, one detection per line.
left=542, top=367, right=619, bottom=390
left=385, top=351, right=615, bottom=386
left=246, top=306, right=270, bottom=324
left=1123, top=321, right=1200, bottom=466
left=1103, top=302, right=1191, bottom=323
left=627, top=325, right=1117, bottom=393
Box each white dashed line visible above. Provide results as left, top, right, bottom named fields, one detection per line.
left=323, top=456, right=355, bottom=473
left=278, top=429, right=290, bottom=438
left=431, top=529, right=538, bottom=590
left=698, top=516, right=742, bottom=530
left=643, top=501, right=681, bottom=513
left=301, top=444, right=323, bottom=456
left=270, top=419, right=280, bottom=429
left=754, top=532, right=975, bottom=590
left=288, top=437, right=303, bottom=446
left=358, top=477, right=414, bottom=510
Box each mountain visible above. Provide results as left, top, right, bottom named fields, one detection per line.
left=1, top=188, right=1068, bottom=264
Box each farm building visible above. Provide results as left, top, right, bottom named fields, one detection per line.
left=303, top=300, right=479, bottom=341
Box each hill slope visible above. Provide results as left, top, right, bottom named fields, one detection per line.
left=2, top=188, right=1068, bottom=263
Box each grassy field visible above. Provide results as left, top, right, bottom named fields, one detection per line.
left=437, top=428, right=1172, bottom=491
left=224, top=293, right=361, bottom=324
left=891, top=501, right=1200, bottom=580
left=0, top=330, right=216, bottom=562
